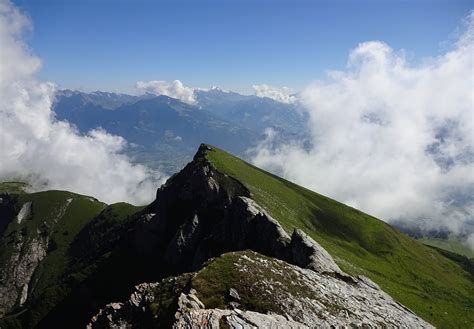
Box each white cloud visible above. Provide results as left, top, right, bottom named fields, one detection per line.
left=0, top=0, right=165, bottom=205
left=253, top=84, right=297, bottom=103
left=136, top=79, right=198, bottom=104
left=466, top=234, right=474, bottom=252
left=251, top=12, right=474, bottom=239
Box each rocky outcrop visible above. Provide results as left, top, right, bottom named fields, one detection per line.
left=89, top=251, right=433, bottom=328
left=128, top=146, right=347, bottom=277
left=0, top=228, right=48, bottom=315
left=16, top=202, right=31, bottom=224
left=175, top=308, right=307, bottom=328
left=87, top=283, right=159, bottom=329
left=0, top=197, right=73, bottom=317
left=4, top=145, right=437, bottom=328
left=87, top=144, right=432, bottom=327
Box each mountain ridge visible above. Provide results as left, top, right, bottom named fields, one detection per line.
left=0, top=144, right=473, bottom=328
left=53, top=89, right=308, bottom=174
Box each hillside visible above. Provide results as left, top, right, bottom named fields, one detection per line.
left=419, top=236, right=474, bottom=258
left=0, top=184, right=142, bottom=327
left=205, top=145, right=474, bottom=328
left=0, top=145, right=473, bottom=328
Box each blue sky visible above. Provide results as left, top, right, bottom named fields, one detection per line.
left=14, top=0, right=473, bottom=93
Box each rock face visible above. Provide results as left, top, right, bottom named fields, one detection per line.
left=0, top=195, right=74, bottom=318
left=16, top=202, right=31, bottom=224
left=87, top=283, right=160, bottom=329
left=128, top=147, right=346, bottom=277
left=0, top=216, right=48, bottom=315
left=89, top=251, right=433, bottom=328
left=86, top=145, right=433, bottom=328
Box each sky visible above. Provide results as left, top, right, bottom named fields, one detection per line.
left=12, top=0, right=473, bottom=93
left=1, top=0, right=473, bottom=247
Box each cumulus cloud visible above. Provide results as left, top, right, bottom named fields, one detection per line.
left=253, top=84, right=297, bottom=103
left=0, top=0, right=165, bottom=205
left=136, top=79, right=198, bottom=104
left=252, top=12, right=474, bottom=241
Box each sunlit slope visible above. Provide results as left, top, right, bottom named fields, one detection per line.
left=205, top=145, right=474, bottom=328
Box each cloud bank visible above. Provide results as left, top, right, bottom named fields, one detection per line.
left=0, top=0, right=165, bottom=205
left=252, top=13, right=474, bottom=242
left=136, top=79, right=197, bottom=104
left=253, top=84, right=297, bottom=104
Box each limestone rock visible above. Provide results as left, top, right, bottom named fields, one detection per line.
left=90, top=250, right=433, bottom=328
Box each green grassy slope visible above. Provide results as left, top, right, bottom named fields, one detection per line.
left=0, top=183, right=143, bottom=327
left=419, top=236, right=474, bottom=258
left=0, top=182, right=29, bottom=194
left=25, top=201, right=143, bottom=327
left=205, top=145, right=474, bottom=328
left=0, top=189, right=106, bottom=318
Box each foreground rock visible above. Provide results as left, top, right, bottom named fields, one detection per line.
left=89, top=251, right=433, bottom=328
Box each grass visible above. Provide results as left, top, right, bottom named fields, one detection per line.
left=0, top=190, right=107, bottom=324
left=419, top=236, right=474, bottom=258
left=204, top=144, right=474, bottom=328
left=0, top=188, right=143, bottom=328
left=192, top=251, right=314, bottom=315
left=0, top=182, right=30, bottom=194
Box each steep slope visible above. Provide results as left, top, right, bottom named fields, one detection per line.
left=0, top=184, right=141, bottom=328
left=0, top=188, right=104, bottom=317
left=204, top=145, right=474, bottom=328
left=1, top=145, right=473, bottom=328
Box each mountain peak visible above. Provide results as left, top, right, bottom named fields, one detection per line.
left=1, top=145, right=473, bottom=328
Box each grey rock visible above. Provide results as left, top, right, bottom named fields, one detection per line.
left=90, top=251, right=433, bottom=328
left=289, top=229, right=341, bottom=273
left=0, top=197, right=75, bottom=316
left=87, top=283, right=159, bottom=329
left=0, top=235, right=47, bottom=315
left=173, top=308, right=308, bottom=329
left=87, top=150, right=434, bottom=328
left=228, top=288, right=240, bottom=301
left=130, top=156, right=344, bottom=279
left=16, top=202, right=31, bottom=224
left=177, top=289, right=205, bottom=310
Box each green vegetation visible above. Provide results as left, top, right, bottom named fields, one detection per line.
left=2, top=148, right=473, bottom=328
left=27, top=199, right=143, bottom=327
left=192, top=251, right=314, bottom=315
left=0, top=182, right=30, bottom=194
left=149, top=273, right=193, bottom=326
left=0, top=187, right=144, bottom=327
left=204, top=144, right=474, bottom=328
left=419, top=236, right=474, bottom=258
left=0, top=190, right=107, bottom=325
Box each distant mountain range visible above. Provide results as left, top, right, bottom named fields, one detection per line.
left=53, top=88, right=309, bottom=173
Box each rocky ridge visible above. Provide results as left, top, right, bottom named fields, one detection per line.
left=128, top=145, right=345, bottom=276
left=88, top=145, right=433, bottom=328
left=89, top=251, right=432, bottom=328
